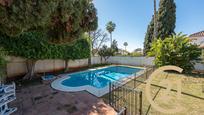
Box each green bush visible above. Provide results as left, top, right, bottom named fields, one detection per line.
left=148, top=33, right=201, bottom=72
left=129, top=52, right=143, bottom=57
left=202, top=49, right=204, bottom=63
left=0, top=31, right=90, bottom=60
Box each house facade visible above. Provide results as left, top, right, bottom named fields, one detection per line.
left=189, top=30, right=204, bottom=48
left=189, top=30, right=204, bottom=63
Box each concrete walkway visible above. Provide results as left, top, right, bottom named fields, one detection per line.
left=10, top=83, right=116, bottom=115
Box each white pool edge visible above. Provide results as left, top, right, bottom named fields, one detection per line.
left=51, top=75, right=110, bottom=97
left=51, top=66, right=146, bottom=97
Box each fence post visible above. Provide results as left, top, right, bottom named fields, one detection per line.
left=134, top=73, right=136, bottom=88
left=109, top=82, right=111, bottom=105
left=124, top=107, right=127, bottom=115
left=139, top=91, right=142, bottom=115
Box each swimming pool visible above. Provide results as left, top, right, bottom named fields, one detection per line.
left=51, top=66, right=144, bottom=97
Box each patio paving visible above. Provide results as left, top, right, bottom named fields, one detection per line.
left=10, top=82, right=116, bottom=115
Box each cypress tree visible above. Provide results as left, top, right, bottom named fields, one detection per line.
left=144, top=16, right=154, bottom=55
left=144, top=0, right=176, bottom=55
left=157, top=0, right=176, bottom=40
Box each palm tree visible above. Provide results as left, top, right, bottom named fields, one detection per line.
left=123, top=42, right=128, bottom=51
left=106, top=21, right=116, bottom=46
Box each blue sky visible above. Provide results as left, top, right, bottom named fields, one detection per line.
left=94, top=0, right=204, bottom=52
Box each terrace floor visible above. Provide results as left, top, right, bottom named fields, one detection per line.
left=10, top=80, right=116, bottom=115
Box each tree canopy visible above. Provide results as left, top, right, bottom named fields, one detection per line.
left=0, top=0, right=98, bottom=79
left=111, top=39, right=119, bottom=53
left=0, top=0, right=97, bottom=60
left=98, top=39, right=118, bottom=61
left=98, top=45, right=114, bottom=62
left=106, top=21, right=116, bottom=45
left=106, top=21, right=116, bottom=34
left=90, top=29, right=109, bottom=56
left=0, top=0, right=98, bottom=43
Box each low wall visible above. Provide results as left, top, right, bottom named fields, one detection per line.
left=5, top=56, right=204, bottom=78
left=6, top=57, right=27, bottom=78
left=107, top=56, right=155, bottom=66
left=194, top=62, right=204, bottom=71
left=6, top=56, right=104, bottom=78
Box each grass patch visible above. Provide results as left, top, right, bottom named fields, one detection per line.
left=139, top=72, right=204, bottom=114
left=103, top=71, right=204, bottom=115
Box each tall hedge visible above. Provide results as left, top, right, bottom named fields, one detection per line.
left=0, top=32, right=90, bottom=60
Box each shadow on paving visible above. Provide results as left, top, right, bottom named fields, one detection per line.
left=10, top=82, right=116, bottom=115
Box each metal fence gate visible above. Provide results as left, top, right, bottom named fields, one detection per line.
left=109, top=82, right=143, bottom=115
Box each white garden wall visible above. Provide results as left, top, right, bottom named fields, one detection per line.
left=6, top=57, right=27, bottom=77
left=91, top=57, right=105, bottom=65
left=68, top=59, right=88, bottom=68
left=6, top=56, right=104, bottom=78
left=107, top=56, right=155, bottom=66
left=5, top=56, right=204, bottom=78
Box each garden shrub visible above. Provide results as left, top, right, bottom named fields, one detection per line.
left=148, top=33, right=201, bottom=73
left=202, top=49, right=204, bottom=63
left=129, top=52, right=143, bottom=57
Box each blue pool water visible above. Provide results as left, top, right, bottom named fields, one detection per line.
left=61, top=66, right=143, bottom=88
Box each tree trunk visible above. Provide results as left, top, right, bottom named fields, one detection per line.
left=88, top=32, right=92, bottom=67
left=0, top=65, right=6, bottom=84
left=64, top=60, right=69, bottom=72
left=100, top=56, right=103, bottom=64
left=110, top=33, right=112, bottom=47
left=88, top=58, right=91, bottom=67
left=23, top=60, right=36, bottom=80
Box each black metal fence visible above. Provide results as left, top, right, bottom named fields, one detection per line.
left=109, top=81, right=143, bottom=115
left=107, top=66, right=155, bottom=115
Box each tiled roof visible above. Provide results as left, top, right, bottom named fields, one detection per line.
left=189, top=30, right=204, bottom=49
left=189, top=30, right=204, bottom=38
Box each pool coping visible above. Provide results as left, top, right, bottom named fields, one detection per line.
left=51, top=65, right=146, bottom=97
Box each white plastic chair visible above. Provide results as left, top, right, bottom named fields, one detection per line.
left=0, top=82, right=17, bottom=115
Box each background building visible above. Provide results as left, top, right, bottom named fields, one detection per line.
left=189, top=30, right=204, bottom=48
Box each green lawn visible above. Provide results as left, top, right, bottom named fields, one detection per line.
left=103, top=72, right=204, bottom=115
